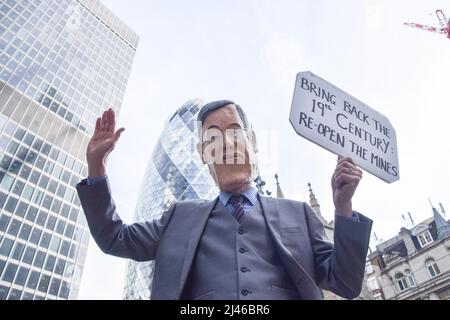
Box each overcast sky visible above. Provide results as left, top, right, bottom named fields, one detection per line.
left=77, top=0, right=450, bottom=299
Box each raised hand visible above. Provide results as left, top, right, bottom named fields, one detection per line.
left=331, top=156, right=363, bottom=217
left=86, top=108, right=125, bottom=178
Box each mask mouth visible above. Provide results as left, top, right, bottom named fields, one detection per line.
left=223, top=153, right=237, bottom=160
left=222, top=153, right=246, bottom=164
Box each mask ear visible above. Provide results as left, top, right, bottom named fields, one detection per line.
left=248, top=130, right=258, bottom=153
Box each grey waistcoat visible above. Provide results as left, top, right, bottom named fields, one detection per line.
left=184, top=197, right=299, bottom=300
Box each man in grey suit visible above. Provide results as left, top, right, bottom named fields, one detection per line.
left=76, top=100, right=372, bottom=300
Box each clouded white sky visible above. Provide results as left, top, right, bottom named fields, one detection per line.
left=77, top=0, right=450, bottom=299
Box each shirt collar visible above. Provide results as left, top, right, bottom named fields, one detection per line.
left=219, top=186, right=258, bottom=207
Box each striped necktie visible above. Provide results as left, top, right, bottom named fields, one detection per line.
left=229, top=195, right=246, bottom=223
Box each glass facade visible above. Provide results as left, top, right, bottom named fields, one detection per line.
left=0, top=0, right=138, bottom=299
left=123, top=99, right=219, bottom=300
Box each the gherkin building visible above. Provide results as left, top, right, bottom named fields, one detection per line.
left=123, top=99, right=218, bottom=299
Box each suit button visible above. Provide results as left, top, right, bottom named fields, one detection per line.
left=238, top=228, right=246, bottom=234
left=240, top=267, right=250, bottom=273
left=239, top=248, right=247, bottom=253
left=241, top=289, right=251, bottom=296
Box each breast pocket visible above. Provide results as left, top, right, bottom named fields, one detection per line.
left=280, top=227, right=303, bottom=235
left=280, top=231, right=316, bottom=277
left=280, top=230, right=310, bottom=262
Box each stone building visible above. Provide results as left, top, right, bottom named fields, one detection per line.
left=367, top=203, right=450, bottom=300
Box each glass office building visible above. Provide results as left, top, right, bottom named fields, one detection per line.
left=0, top=0, right=138, bottom=299
left=123, top=99, right=219, bottom=299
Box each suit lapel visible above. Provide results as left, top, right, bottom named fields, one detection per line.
left=259, top=196, right=300, bottom=262
left=259, top=196, right=317, bottom=290
left=177, top=196, right=219, bottom=298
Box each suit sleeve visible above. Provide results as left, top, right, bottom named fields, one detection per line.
left=303, top=202, right=373, bottom=299
left=76, top=178, right=176, bottom=262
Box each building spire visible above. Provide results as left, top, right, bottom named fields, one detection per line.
left=429, top=199, right=450, bottom=239
left=439, top=202, right=446, bottom=217
left=275, top=174, right=285, bottom=198
left=308, top=182, right=322, bottom=217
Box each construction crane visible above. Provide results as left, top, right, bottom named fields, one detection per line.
left=404, top=9, right=450, bottom=39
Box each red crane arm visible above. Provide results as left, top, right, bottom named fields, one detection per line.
left=403, top=22, right=447, bottom=34
left=435, top=10, right=449, bottom=29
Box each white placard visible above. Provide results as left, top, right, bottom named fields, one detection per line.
left=290, top=71, right=399, bottom=183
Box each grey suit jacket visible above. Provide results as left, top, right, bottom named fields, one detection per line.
left=76, top=178, right=373, bottom=300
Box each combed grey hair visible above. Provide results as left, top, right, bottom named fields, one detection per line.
left=197, top=100, right=250, bottom=137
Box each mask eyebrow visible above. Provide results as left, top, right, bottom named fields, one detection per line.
left=226, top=123, right=243, bottom=130
left=205, top=123, right=243, bottom=132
